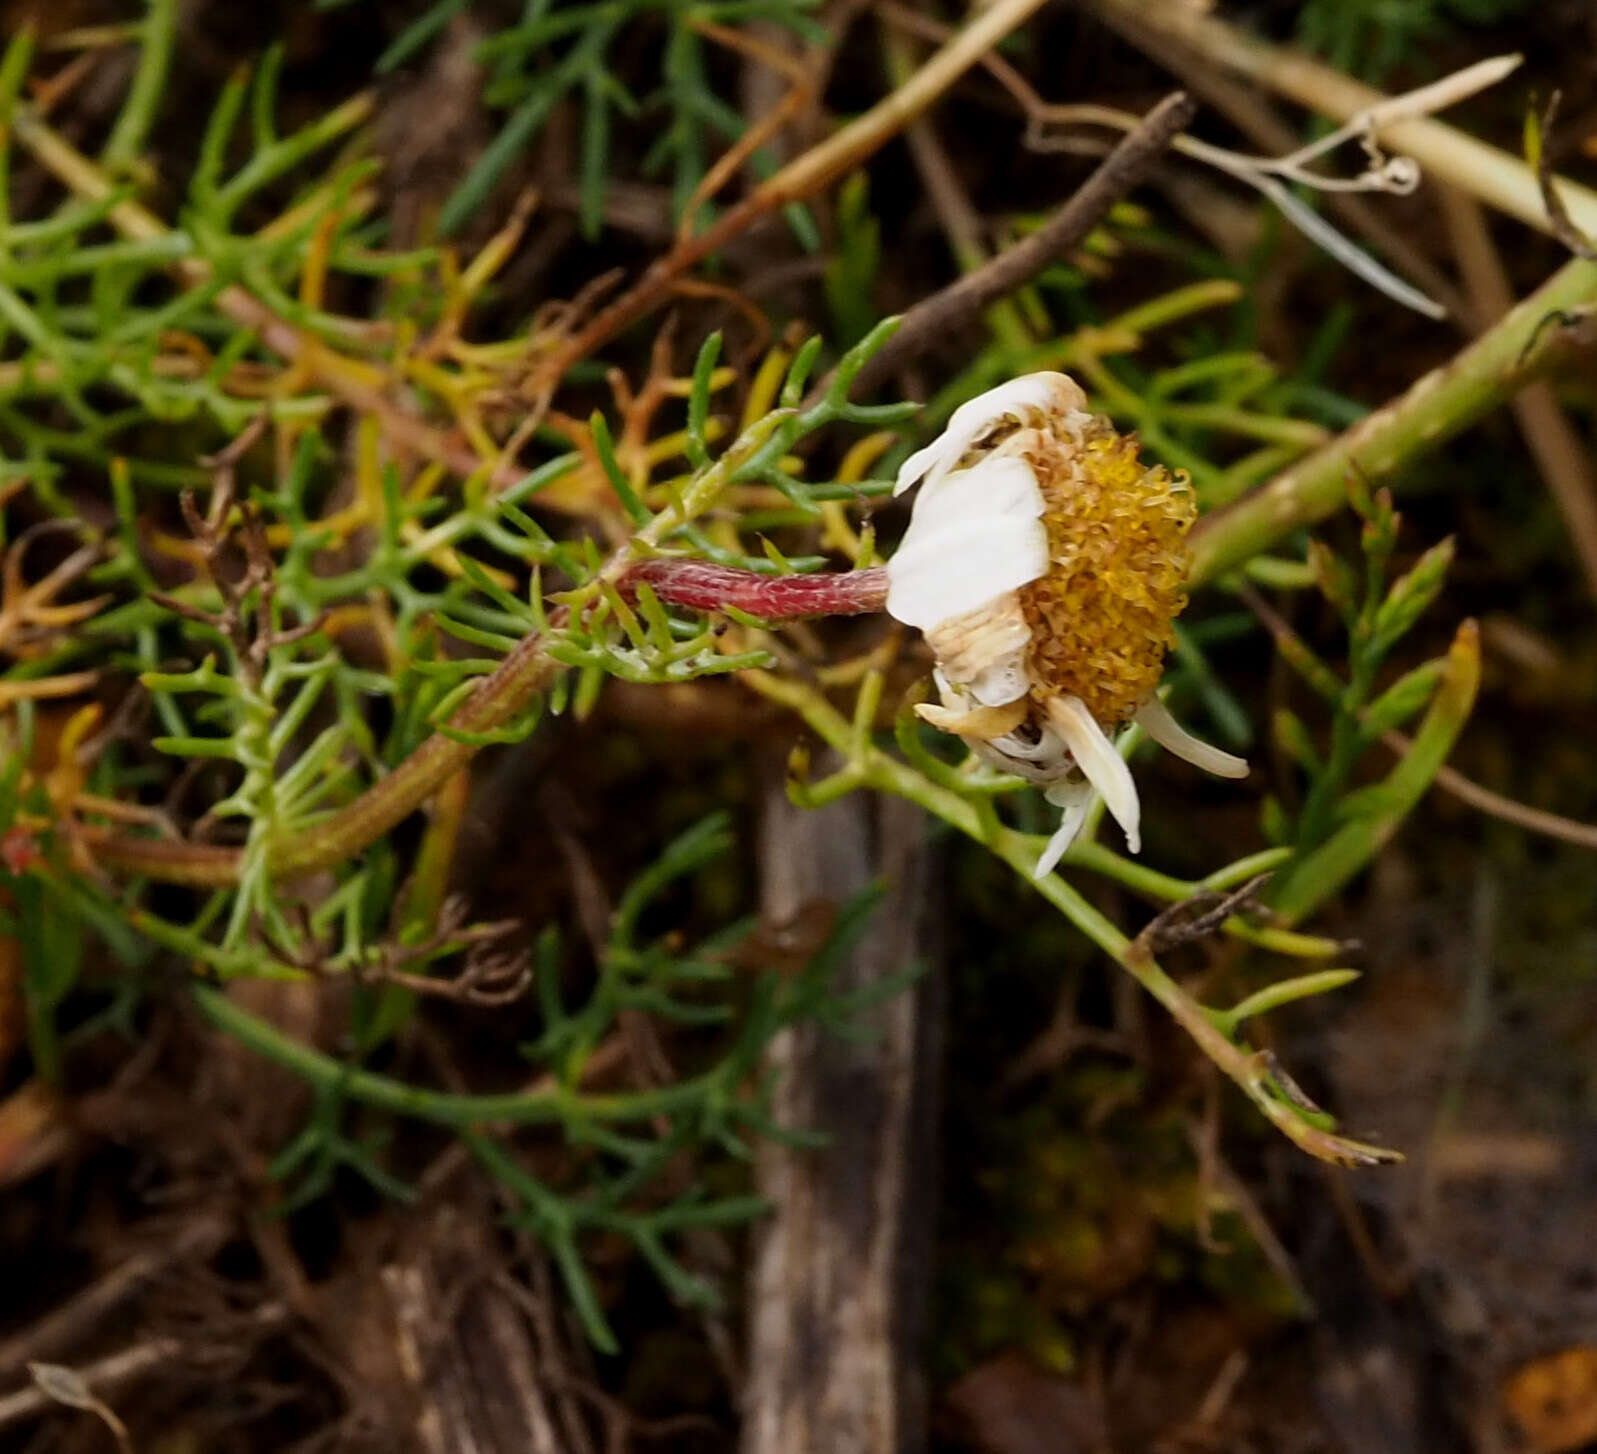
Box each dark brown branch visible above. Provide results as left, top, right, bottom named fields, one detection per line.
left=843, top=90, right=1196, bottom=397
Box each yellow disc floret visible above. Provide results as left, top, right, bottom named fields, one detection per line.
left=1016, top=420, right=1195, bottom=726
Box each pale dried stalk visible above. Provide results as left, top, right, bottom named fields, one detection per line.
left=1087, top=0, right=1597, bottom=241
left=744, top=769, right=939, bottom=1454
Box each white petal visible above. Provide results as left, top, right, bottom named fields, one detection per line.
left=1034, top=781, right=1094, bottom=878
left=919, top=592, right=1032, bottom=706
left=885, top=458, right=1047, bottom=630
left=893, top=373, right=1087, bottom=496
left=909, top=453, right=1045, bottom=532
left=1134, top=696, right=1250, bottom=779
left=1046, top=695, right=1141, bottom=854
left=970, top=724, right=1069, bottom=784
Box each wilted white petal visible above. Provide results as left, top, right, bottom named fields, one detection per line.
left=1134, top=696, right=1249, bottom=779
left=894, top=373, right=1087, bottom=496
left=1034, top=780, right=1094, bottom=878
left=919, top=595, right=1033, bottom=705
left=992, top=726, right=1065, bottom=763
left=964, top=708, right=1073, bottom=782
left=914, top=697, right=1028, bottom=737
left=1046, top=695, right=1141, bottom=854
left=885, top=457, right=1047, bottom=630
left=964, top=649, right=1032, bottom=706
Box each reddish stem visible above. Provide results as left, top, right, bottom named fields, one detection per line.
left=620, top=560, right=888, bottom=621
left=93, top=562, right=889, bottom=887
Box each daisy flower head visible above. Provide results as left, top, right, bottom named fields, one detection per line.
left=885, top=372, right=1248, bottom=878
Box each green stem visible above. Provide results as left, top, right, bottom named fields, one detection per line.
left=1271, top=620, right=1480, bottom=923
left=94, top=609, right=563, bottom=887
left=1191, top=256, right=1597, bottom=584
left=190, top=983, right=719, bottom=1127
left=745, top=669, right=1395, bottom=1166
left=100, top=0, right=180, bottom=169
left=1293, top=641, right=1377, bottom=851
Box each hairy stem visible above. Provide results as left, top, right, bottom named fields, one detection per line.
left=91, top=562, right=888, bottom=886
left=624, top=560, right=887, bottom=617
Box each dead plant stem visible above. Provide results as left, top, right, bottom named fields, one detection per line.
left=1385, top=734, right=1597, bottom=851
left=1086, top=0, right=1597, bottom=240
left=842, top=90, right=1197, bottom=396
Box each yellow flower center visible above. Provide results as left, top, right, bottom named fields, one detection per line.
left=1016, top=420, right=1195, bottom=726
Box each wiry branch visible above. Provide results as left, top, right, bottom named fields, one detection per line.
left=842, top=91, right=1197, bottom=396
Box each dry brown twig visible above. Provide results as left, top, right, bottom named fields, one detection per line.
left=840, top=90, right=1197, bottom=397
left=148, top=417, right=327, bottom=692
left=1128, top=873, right=1275, bottom=961
left=266, top=897, right=534, bottom=1007
left=1532, top=94, right=1597, bottom=261
left=1085, top=0, right=1597, bottom=240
